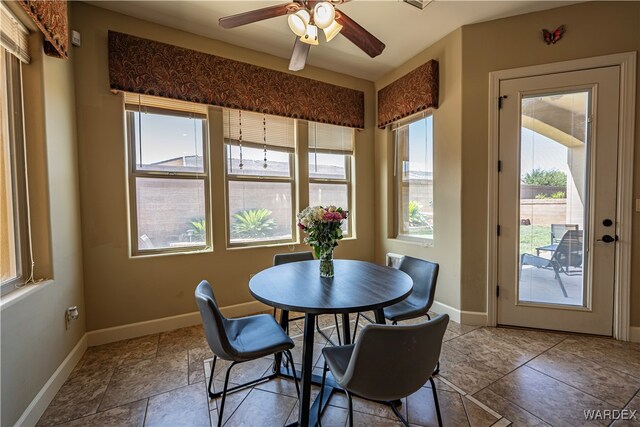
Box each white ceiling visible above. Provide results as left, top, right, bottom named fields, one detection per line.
left=89, top=0, right=577, bottom=81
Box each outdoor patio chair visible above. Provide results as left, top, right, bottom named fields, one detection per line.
left=520, top=229, right=583, bottom=298
left=550, top=223, right=579, bottom=244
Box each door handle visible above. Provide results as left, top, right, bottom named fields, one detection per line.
left=597, top=235, right=618, bottom=243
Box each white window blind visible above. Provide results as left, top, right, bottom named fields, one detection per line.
left=0, top=3, right=29, bottom=64
left=391, top=110, right=431, bottom=131
left=124, top=92, right=208, bottom=118
left=223, top=109, right=295, bottom=151
left=308, top=122, right=354, bottom=154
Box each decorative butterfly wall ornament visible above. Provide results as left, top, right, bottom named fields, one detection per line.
left=542, top=25, right=565, bottom=45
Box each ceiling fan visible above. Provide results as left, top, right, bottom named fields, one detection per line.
left=219, top=1, right=385, bottom=71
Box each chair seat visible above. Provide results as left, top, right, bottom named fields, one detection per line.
left=383, top=297, right=428, bottom=322
left=225, top=314, right=294, bottom=360
left=322, top=344, right=355, bottom=386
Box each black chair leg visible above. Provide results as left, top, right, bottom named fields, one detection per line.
left=433, top=360, right=440, bottom=376
left=346, top=390, right=354, bottom=427
left=217, top=361, right=237, bottom=427
left=317, top=362, right=328, bottom=426
left=315, top=315, right=342, bottom=346
left=390, top=400, right=410, bottom=427
left=208, top=355, right=218, bottom=398
left=353, top=313, right=361, bottom=339
left=284, top=350, right=300, bottom=400
left=429, top=377, right=443, bottom=427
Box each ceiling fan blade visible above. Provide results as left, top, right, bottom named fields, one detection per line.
left=289, top=37, right=310, bottom=71
left=219, top=2, right=299, bottom=29
left=334, top=9, right=385, bottom=58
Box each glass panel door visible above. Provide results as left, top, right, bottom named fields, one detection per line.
left=518, top=91, right=589, bottom=306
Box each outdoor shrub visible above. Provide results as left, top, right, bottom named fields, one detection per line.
left=232, top=208, right=276, bottom=238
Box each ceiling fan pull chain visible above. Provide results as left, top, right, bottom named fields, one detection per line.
left=263, top=114, right=268, bottom=169
left=239, top=110, right=244, bottom=170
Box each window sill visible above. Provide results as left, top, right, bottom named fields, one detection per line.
left=0, top=279, right=53, bottom=311
left=390, top=236, right=434, bottom=248
left=227, top=241, right=299, bottom=251
left=130, top=247, right=213, bottom=259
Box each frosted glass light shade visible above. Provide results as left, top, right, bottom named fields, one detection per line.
left=300, top=24, right=319, bottom=45
left=323, top=20, right=343, bottom=42
left=313, top=2, right=335, bottom=29
left=288, top=10, right=310, bottom=37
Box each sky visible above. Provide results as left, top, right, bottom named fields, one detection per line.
left=133, top=109, right=570, bottom=178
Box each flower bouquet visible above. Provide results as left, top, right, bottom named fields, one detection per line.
left=297, top=205, right=349, bottom=277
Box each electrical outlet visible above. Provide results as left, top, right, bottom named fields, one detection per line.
left=65, top=306, right=79, bottom=329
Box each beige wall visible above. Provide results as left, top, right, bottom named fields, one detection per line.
left=0, top=26, right=85, bottom=426
left=374, top=29, right=463, bottom=310
left=459, top=1, right=640, bottom=322
left=373, top=1, right=639, bottom=326
left=71, top=3, right=376, bottom=331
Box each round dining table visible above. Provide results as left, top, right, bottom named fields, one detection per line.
left=249, top=259, right=413, bottom=427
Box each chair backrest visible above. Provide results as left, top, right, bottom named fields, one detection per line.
left=194, top=280, right=236, bottom=360
left=399, top=256, right=439, bottom=311
left=273, top=251, right=314, bottom=266
left=550, top=224, right=579, bottom=244
left=552, top=229, right=583, bottom=267
left=340, top=314, right=449, bottom=401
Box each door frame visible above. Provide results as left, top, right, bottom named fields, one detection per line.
left=486, top=52, right=636, bottom=340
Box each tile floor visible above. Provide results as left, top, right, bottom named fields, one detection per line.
left=37, top=312, right=640, bottom=426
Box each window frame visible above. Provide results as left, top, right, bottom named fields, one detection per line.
left=125, top=106, right=212, bottom=256
left=394, top=112, right=435, bottom=244
left=1, top=47, right=30, bottom=295
left=224, top=140, right=297, bottom=248
left=308, top=151, right=353, bottom=237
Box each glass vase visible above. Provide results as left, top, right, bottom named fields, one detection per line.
left=319, top=248, right=334, bottom=278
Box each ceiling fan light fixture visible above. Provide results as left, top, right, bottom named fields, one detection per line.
left=313, top=2, right=335, bottom=29
left=288, top=9, right=310, bottom=37
left=323, top=19, right=343, bottom=42
left=300, top=24, right=319, bottom=45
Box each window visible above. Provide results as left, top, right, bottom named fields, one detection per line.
left=308, top=122, right=354, bottom=235
left=1, top=43, right=30, bottom=294
left=125, top=94, right=211, bottom=255
left=395, top=114, right=434, bottom=241
left=224, top=110, right=295, bottom=247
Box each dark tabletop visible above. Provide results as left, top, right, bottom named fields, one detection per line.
left=249, top=260, right=413, bottom=314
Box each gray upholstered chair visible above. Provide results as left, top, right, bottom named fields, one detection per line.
left=384, top=256, right=439, bottom=323
left=354, top=256, right=439, bottom=336
left=195, top=280, right=299, bottom=427
left=274, top=251, right=343, bottom=345
left=319, top=315, right=449, bottom=427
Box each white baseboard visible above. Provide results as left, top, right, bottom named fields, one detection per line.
left=431, top=300, right=487, bottom=326
left=460, top=310, right=488, bottom=326
left=87, top=300, right=269, bottom=347
left=15, top=334, right=88, bottom=427
left=630, top=326, right=640, bottom=343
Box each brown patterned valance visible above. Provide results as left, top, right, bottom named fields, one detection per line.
left=108, top=31, right=365, bottom=129
left=18, top=0, right=68, bottom=58
left=377, top=60, right=439, bottom=129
